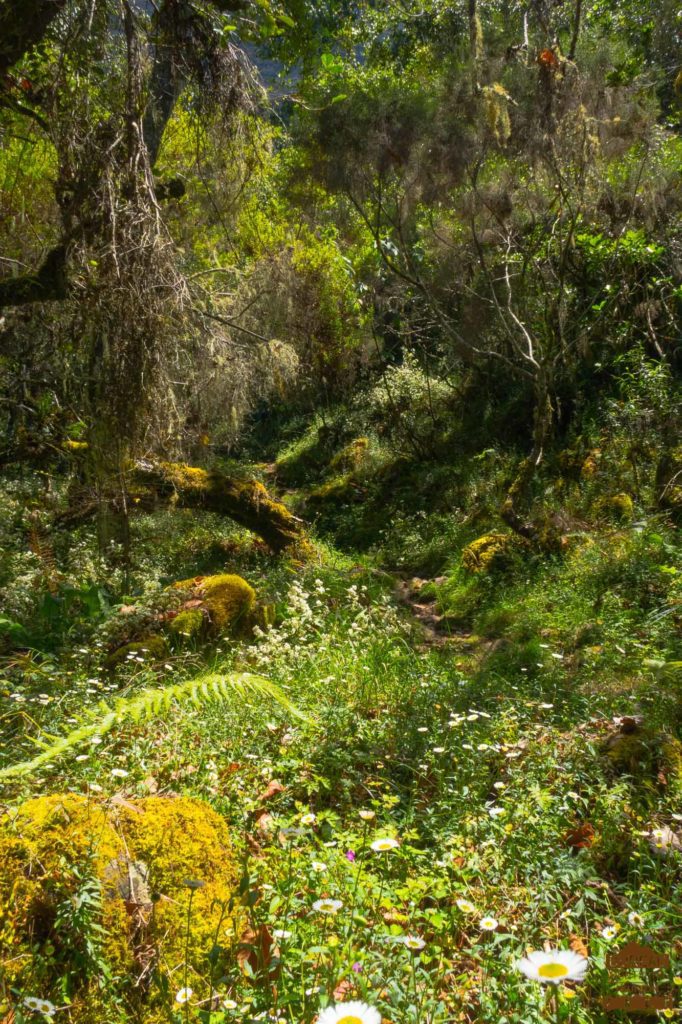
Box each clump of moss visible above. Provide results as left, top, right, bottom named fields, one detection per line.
left=330, top=437, right=369, bottom=472
left=307, top=473, right=358, bottom=505
left=602, top=729, right=682, bottom=796
left=0, top=794, right=242, bottom=1022
left=105, top=635, right=169, bottom=671
left=581, top=448, right=601, bottom=479
left=593, top=492, right=634, bottom=522
left=167, top=607, right=206, bottom=641
left=461, top=532, right=522, bottom=574
left=172, top=573, right=256, bottom=635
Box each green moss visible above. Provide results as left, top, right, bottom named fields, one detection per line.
left=330, top=437, right=369, bottom=472
left=602, top=730, right=682, bottom=795
left=461, top=532, right=521, bottom=574
left=0, top=794, right=242, bottom=1021
left=105, top=635, right=169, bottom=670
left=172, top=573, right=256, bottom=635
left=167, top=607, right=206, bottom=640
left=307, top=473, right=356, bottom=505
left=594, top=492, right=634, bottom=522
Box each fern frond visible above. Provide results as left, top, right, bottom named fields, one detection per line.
left=0, top=672, right=307, bottom=782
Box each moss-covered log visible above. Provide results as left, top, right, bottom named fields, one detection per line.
left=130, top=461, right=305, bottom=553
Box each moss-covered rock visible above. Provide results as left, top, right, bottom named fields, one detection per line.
left=167, top=607, right=207, bottom=640
left=601, top=727, right=682, bottom=795
left=593, top=492, right=634, bottom=522
left=172, top=573, right=256, bottom=636
left=105, top=634, right=169, bottom=670
left=0, top=794, right=243, bottom=1022
left=330, top=437, right=369, bottom=472
left=461, top=532, right=522, bottom=574
left=307, top=473, right=361, bottom=506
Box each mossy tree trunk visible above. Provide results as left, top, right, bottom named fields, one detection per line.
left=130, top=461, right=305, bottom=553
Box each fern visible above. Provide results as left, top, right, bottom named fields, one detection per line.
left=0, top=672, right=305, bottom=782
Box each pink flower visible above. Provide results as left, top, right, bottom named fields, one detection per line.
left=352, top=961, right=363, bottom=973
left=346, top=849, right=356, bottom=862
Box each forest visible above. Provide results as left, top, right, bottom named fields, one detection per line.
left=0, top=0, right=681, bottom=1021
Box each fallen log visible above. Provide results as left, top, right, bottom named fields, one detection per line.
left=129, top=461, right=305, bottom=553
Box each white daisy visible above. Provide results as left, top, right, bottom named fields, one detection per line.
left=175, top=987, right=193, bottom=1004
left=601, top=925, right=619, bottom=940
left=371, top=837, right=399, bottom=852
left=23, top=997, right=56, bottom=1017
left=627, top=911, right=644, bottom=928
left=479, top=916, right=498, bottom=931
left=313, top=898, right=343, bottom=914
left=300, top=812, right=317, bottom=825
left=111, top=768, right=129, bottom=778
left=515, top=949, right=588, bottom=985
left=488, top=806, right=505, bottom=818
left=359, top=810, right=376, bottom=821
left=311, top=861, right=328, bottom=872
left=317, top=1000, right=381, bottom=1024
left=456, top=898, right=476, bottom=913
left=273, top=928, right=292, bottom=939
left=400, top=935, right=426, bottom=951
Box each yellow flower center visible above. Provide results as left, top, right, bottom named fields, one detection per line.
left=538, top=963, right=569, bottom=979
left=337, top=1017, right=364, bottom=1024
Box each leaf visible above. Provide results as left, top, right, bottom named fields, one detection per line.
left=258, top=779, right=285, bottom=801
left=564, top=822, right=595, bottom=849
left=333, top=978, right=353, bottom=1001
left=237, top=925, right=280, bottom=979
left=254, top=810, right=275, bottom=835
left=570, top=934, right=589, bottom=958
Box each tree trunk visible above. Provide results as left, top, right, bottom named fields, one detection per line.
left=129, top=461, right=305, bottom=553
left=500, top=378, right=552, bottom=541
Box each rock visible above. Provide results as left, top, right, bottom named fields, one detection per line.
left=0, top=794, right=243, bottom=1020
left=105, top=634, right=169, bottom=670
left=593, top=492, right=634, bottom=522
left=601, top=726, right=682, bottom=795
left=171, top=573, right=256, bottom=637
left=461, top=532, right=523, bottom=574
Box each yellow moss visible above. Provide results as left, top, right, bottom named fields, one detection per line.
left=594, top=492, right=634, bottom=522
left=580, top=448, right=601, bottom=479
left=330, top=437, right=369, bottom=472
left=159, top=461, right=211, bottom=491
left=461, top=532, right=520, bottom=574
left=63, top=439, right=89, bottom=452
left=105, top=635, right=169, bottom=670
left=482, top=83, right=511, bottom=143
left=0, top=795, right=242, bottom=1022
left=172, top=574, right=256, bottom=634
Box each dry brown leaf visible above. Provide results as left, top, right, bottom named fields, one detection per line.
left=254, top=810, right=275, bottom=835
left=237, top=924, right=280, bottom=979
left=333, top=978, right=353, bottom=1001
left=564, top=822, right=595, bottom=849
left=570, top=934, right=589, bottom=958
left=258, top=779, right=286, bottom=802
